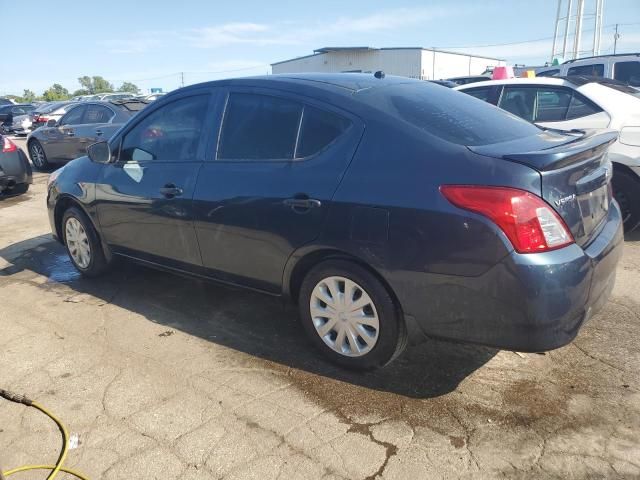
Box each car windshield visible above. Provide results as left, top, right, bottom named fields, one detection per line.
left=373, top=82, right=541, bottom=146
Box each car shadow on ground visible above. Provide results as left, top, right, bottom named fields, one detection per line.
left=0, top=235, right=499, bottom=399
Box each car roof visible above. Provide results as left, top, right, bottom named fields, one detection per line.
left=454, top=75, right=633, bottom=91
left=176, top=73, right=421, bottom=96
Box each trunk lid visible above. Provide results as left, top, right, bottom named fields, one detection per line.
left=469, top=129, right=618, bottom=247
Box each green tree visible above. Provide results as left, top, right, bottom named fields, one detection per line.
left=22, top=89, right=36, bottom=102
left=118, top=82, right=140, bottom=94
left=77, top=76, right=114, bottom=94
left=42, top=84, right=70, bottom=101
left=71, top=89, right=89, bottom=97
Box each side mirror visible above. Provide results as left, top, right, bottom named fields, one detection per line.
left=47, top=119, right=57, bottom=127
left=87, top=141, right=111, bottom=163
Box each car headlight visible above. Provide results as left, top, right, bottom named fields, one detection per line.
left=47, top=167, right=63, bottom=187
left=619, top=126, right=640, bottom=147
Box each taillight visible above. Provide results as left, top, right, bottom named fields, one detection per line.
left=2, top=136, right=17, bottom=153
left=440, top=185, right=574, bottom=253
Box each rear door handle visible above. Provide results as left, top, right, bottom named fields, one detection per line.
left=95, top=129, right=103, bottom=136
left=283, top=197, right=322, bottom=210
left=159, top=184, right=183, bottom=198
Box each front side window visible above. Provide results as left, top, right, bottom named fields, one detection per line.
left=60, top=105, right=86, bottom=126
left=119, top=95, right=208, bottom=162
left=84, top=104, right=114, bottom=124
left=218, top=93, right=302, bottom=160
left=535, top=88, right=573, bottom=122
left=567, top=64, right=604, bottom=77
left=613, top=61, right=640, bottom=86
left=499, top=87, right=536, bottom=122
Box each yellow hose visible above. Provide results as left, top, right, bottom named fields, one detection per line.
left=0, top=390, right=89, bottom=480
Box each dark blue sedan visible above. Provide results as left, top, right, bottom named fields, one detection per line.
left=46, top=73, right=623, bottom=369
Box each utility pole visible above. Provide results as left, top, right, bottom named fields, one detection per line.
left=180, top=72, right=184, bottom=88
left=614, top=24, right=620, bottom=54
left=573, top=0, right=585, bottom=59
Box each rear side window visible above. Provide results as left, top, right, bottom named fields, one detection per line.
left=614, top=61, right=640, bottom=87
left=84, top=105, right=114, bottom=123
left=383, top=83, right=540, bottom=146
left=464, top=87, right=492, bottom=102
left=218, top=93, right=302, bottom=160
left=567, top=64, right=604, bottom=76
left=566, top=93, right=602, bottom=119
left=537, top=69, right=560, bottom=77
left=296, top=106, right=350, bottom=158
left=499, top=87, right=536, bottom=122
left=119, top=95, right=208, bottom=162
left=60, top=105, right=86, bottom=126
left=535, top=88, right=572, bottom=121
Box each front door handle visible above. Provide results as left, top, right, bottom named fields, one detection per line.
left=283, top=197, right=322, bottom=211
left=64, top=129, right=75, bottom=137
left=95, top=129, right=103, bottom=136
left=159, top=184, right=183, bottom=198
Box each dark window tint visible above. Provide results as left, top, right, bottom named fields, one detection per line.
left=535, top=88, right=572, bottom=121
left=60, top=105, right=86, bottom=125
left=537, top=69, right=560, bottom=77
left=120, top=95, right=208, bottom=162
left=567, top=64, right=604, bottom=76
left=499, top=87, right=536, bottom=122
left=218, top=93, right=302, bottom=160
left=296, top=107, right=350, bottom=158
left=464, top=87, right=492, bottom=102
left=566, top=92, right=602, bottom=119
left=84, top=104, right=114, bottom=123
left=614, top=61, right=640, bottom=86
left=384, top=83, right=540, bottom=146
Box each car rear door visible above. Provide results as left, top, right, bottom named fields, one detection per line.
left=69, top=103, right=117, bottom=159
left=192, top=88, right=364, bottom=293
left=96, top=90, right=214, bottom=267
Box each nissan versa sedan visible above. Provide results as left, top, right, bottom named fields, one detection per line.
left=47, top=73, right=623, bottom=369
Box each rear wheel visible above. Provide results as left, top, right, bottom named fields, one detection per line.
left=298, top=259, right=407, bottom=369
left=62, top=207, right=110, bottom=277
left=29, top=140, right=49, bottom=171
left=613, top=169, right=640, bottom=233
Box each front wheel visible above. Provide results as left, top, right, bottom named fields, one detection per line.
left=62, top=207, right=110, bottom=277
left=29, top=140, right=49, bottom=171
left=613, top=170, right=640, bottom=233
left=298, top=259, right=407, bottom=370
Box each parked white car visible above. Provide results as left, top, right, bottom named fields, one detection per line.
left=9, top=114, right=32, bottom=135
left=456, top=76, right=640, bottom=231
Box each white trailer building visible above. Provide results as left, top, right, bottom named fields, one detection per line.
left=271, top=47, right=505, bottom=80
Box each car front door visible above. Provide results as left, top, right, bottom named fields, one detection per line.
left=192, top=89, right=364, bottom=293
left=42, top=105, right=87, bottom=161
left=96, top=90, right=213, bottom=267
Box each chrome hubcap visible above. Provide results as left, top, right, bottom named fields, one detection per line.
left=65, top=217, right=91, bottom=269
left=310, top=276, right=380, bottom=357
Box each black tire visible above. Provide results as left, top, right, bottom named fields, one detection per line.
left=10, top=183, right=29, bottom=195
left=28, top=139, right=50, bottom=171
left=62, top=206, right=110, bottom=277
left=298, top=259, right=407, bottom=370
left=613, top=169, right=640, bottom=233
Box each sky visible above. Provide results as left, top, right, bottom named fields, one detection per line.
left=1, top=0, right=639, bottom=95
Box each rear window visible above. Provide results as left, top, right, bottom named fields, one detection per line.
left=381, top=83, right=540, bottom=146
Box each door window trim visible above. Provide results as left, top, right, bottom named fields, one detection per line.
left=214, top=89, right=354, bottom=163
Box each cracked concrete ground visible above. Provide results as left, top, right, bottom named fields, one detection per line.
left=0, top=137, right=639, bottom=479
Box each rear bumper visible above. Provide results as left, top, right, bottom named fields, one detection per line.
left=399, top=201, right=624, bottom=351
left=0, top=150, right=33, bottom=191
